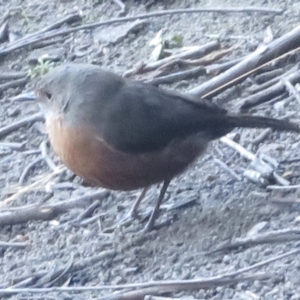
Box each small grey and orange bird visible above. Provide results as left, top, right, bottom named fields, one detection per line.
left=18, top=63, right=300, bottom=231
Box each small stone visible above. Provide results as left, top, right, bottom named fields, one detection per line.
left=7, top=107, right=20, bottom=117
left=222, top=255, right=230, bottom=264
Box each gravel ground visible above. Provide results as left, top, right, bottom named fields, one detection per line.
left=1, top=0, right=300, bottom=299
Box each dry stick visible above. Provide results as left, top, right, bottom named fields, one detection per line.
left=0, top=113, right=43, bottom=139
left=220, top=136, right=256, bottom=161
left=0, top=11, right=11, bottom=27
left=251, top=128, right=272, bottom=146
left=249, top=64, right=299, bottom=94
left=188, top=25, right=300, bottom=98
left=0, top=190, right=108, bottom=226
left=0, top=165, right=65, bottom=207
left=0, top=77, right=28, bottom=93
left=38, top=12, right=82, bottom=33
left=0, top=142, right=25, bottom=151
left=19, top=157, right=43, bottom=185
left=39, top=140, right=57, bottom=172
left=254, top=68, right=284, bottom=84
left=0, top=249, right=116, bottom=297
left=238, top=70, right=300, bottom=110
left=0, top=72, right=27, bottom=81
left=145, top=46, right=239, bottom=84
left=0, top=241, right=28, bottom=249
left=125, top=42, right=220, bottom=77
left=211, top=228, right=300, bottom=253
left=75, top=199, right=101, bottom=222
left=8, top=12, right=82, bottom=48
left=206, top=57, right=245, bottom=75
left=185, top=44, right=240, bottom=66
left=220, top=136, right=287, bottom=186
left=2, top=248, right=299, bottom=297
left=33, top=253, right=75, bottom=288
left=96, top=274, right=269, bottom=300
left=269, top=198, right=300, bottom=205
left=267, top=184, right=300, bottom=190
left=0, top=7, right=281, bottom=57
left=282, top=77, right=300, bottom=105
left=0, top=274, right=270, bottom=296
left=112, top=0, right=126, bottom=12
left=146, top=66, right=206, bottom=85
left=213, top=157, right=242, bottom=181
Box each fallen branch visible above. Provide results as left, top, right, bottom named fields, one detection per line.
left=0, top=240, right=28, bottom=249
left=0, top=7, right=282, bottom=58
left=0, top=72, right=27, bottom=81
left=1, top=248, right=299, bottom=298
left=220, top=135, right=289, bottom=186
left=0, top=113, right=43, bottom=139
left=145, top=66, right=206, bottom=85
left=124, top=42, right=219, bottom=77
left=238, top=68, right=300, bottom=110
left=188, top=25, right=300, bottom=98
left=0, top=249, right=116, bottom=297
left=0, top=165, right=65, bottom=207
left=0, top=190, right=108, bottom=226
left=210, top=228, right=300, bottom=253
left=0, top=77, right=28, bottom=93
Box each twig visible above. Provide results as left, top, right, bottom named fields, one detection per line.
left=40, top=141, right=57, bottom=172
left=34, top=253, right=75, bottom=288
left=249, top=64, right=298, bottom=94
left=255, top=68, right=283, bottom=83
left=238, top=70, right=300, bottom=110
left=0, top=77, right=28, bottom=93
left=112, top=0, right=126, bottom=12
left=125, top=42, right=219, bottom=77
left=282, top=77, right=300, bottom=105
left=0, top=72, right=27, bottom=80
left=210, top=228, right=300, bottom=253
left=0, top=249, right=116, bottom=297
left=96, top=274, right=269, bottom=300
left=206, top=57, right=244, bottom=75
left=0, top=7, right=283, bottom=57
left=0, top=165, right=65, bottom=207
left=220, top=136, right=256, bottom=161
left=80, top=212, right=107, bottom=226
left=38, top=12, right=82, bottom=33
left=0, top=142, right=25, bottom=151
left=75, top=199, right=101, bottom=222
left=267, top=184, right=300, bottom=190
left=145, top=66, right=206, bottom=85
left=0, top=241, right=28, bottom=249
left=19, top=157, right=43, bottom=185
left=0, top=274, right=270, bottom=296
left=0, top=113, right=43, bottom=139
left=269, top=197, right=300, bottom=204
left=2, top=248, right=299, bottom=297
left=220, top=136, right=288, bottom=186
left=0, top=190, right=108, bottom=226
left=251, top=128, right=272, bottom=145
left=213, top=157, right=242, bottom=181
left=185, top=45, right=240, bottom=66
left=188, top=25, right=300, bottom=98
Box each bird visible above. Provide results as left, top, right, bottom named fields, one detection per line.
left=17, top=63, right=300, bottom=232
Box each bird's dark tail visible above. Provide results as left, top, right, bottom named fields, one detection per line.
left=225, top=114, right=300, bottom=133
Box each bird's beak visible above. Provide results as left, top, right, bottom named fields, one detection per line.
left=12, top=91, right=36, bottom=102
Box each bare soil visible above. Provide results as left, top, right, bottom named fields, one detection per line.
left=1, top=0, right=300, bottom=299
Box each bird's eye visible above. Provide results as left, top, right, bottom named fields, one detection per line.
left=44, top=91, right=52, bottom=100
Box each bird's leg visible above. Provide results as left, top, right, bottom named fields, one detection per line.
left=128, top=186, right=150, bottom=218
left=109, top=186, right=150, bottom=230
left=143, top=179, right=171, bottom=232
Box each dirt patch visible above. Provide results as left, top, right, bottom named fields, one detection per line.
left=1, top=0, right=300, bottom=299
